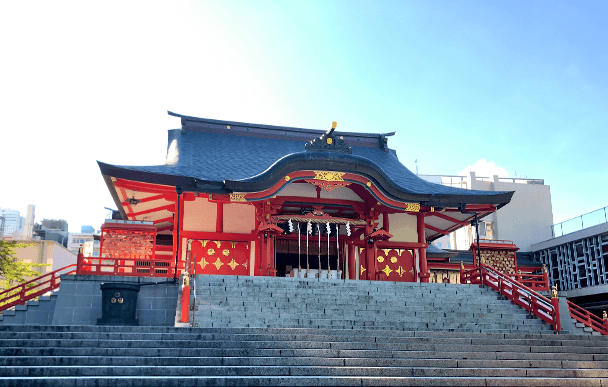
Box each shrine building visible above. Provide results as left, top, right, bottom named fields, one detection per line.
left=96, top=112, right=515, bottom=283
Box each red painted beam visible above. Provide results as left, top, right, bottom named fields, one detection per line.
left=121, top=194, right=173, bottom=206
left=427, top=211, right=469, bottom=226
left=157, top=225, right=174, bottom=232
left=114, top=179, right=177, bottom=195
left=130, top=204, right=175, bottom=217
left=425, top=223, right=450, bottom=235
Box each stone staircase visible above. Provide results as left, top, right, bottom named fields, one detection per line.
left=0, top=324, right=607, bottom=386
left=193, top=275, right=554, bottom=334
left=0, top=294, right=57, bottom=325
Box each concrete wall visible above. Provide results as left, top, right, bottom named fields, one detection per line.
left=470, top=173, right=554, bottom=251
left=11, top=240, right=76, bottom=276
left=52, top=275, right=179, bottom=326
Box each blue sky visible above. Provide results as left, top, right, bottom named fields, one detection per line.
left=0, top=1, right=606, bottom=234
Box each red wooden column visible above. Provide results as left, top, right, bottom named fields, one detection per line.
left=417, top=213, right=430, bottom=283
left=365, top=208, right=376, bottom=280
left=348, top=242, right=356, bottom=280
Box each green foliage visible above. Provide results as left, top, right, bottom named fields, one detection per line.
left=0, top=240, right=49, bottom=290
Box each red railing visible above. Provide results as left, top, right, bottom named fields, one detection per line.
left=76, top=252, right=183, bottom=278
left=508, top=271, right=549, bottom=291
left=568, top=301, right=608, bottom=335
left=460, top=263, right=560, bottom=331
left=0, top=264, right=77, bottom=313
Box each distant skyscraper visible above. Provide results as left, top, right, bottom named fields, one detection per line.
left=81, top=225, right=95, bottom=233
left=0, top=208, right=21, bottom=236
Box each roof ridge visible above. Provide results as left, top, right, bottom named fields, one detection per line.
left=167, top=111, right=395, bottom=139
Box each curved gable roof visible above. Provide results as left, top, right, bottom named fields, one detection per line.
left=98, top=112, right=514, bottom=208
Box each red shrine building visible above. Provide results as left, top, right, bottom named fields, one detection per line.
left=96, top=112, right=515, bottom=283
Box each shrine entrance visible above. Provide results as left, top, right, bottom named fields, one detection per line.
left=275, top=238, right=340, bottom=278
left=360, top=248, right=416, bottom=282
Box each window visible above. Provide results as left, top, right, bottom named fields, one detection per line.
left=447, top=242, right=451, bottom=249
left=436, top=242, right=442, bottom=248
left=486, top=222, right=494, bottom=238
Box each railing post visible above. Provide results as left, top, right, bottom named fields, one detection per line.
left=551, top=285, right=561, bottom=332
left=459, top=261, right=464, bottom=284
left=542, top=265, right=549, bottom=291
left=76, top=252, right=83, bottom=275
left=180, top=273, right=191, bottom=323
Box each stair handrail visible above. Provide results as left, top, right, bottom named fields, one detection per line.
left=461, top=263, right=560, bottom=331
left=0, top=264, right=77, bottom=313
left=567, top=300, right=608, bottom=335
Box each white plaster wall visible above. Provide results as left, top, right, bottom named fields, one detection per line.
left=183, top=197, right=216, bottom=232
left=223, top=203, right=256, bottom=234
left=387, top=213, right=418, bottom=243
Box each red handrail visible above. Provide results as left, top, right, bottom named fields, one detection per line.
left=460, top=263, right=560, bottom=331
left=568, top=300, right=608, bottom=335
left=0, top=264, right=76, bottom=313
left=76, top=252, right=183, bottom=278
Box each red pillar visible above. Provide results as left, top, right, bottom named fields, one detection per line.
left=417, top=213, right=429, bottom=283
left=180, top=284, right=190, bottom=323
left=365, top=208, right=376, bottom=280
left=348, top=242, right=356, bottom=280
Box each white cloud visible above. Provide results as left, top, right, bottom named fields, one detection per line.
left=458, top=159, right=509, bottom=179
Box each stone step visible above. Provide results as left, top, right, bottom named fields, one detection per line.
left=4, top=355, right=608, bottom=369
left=2, top=365, right=608, bottom=378
left=2, top=376, right=606, bottom=387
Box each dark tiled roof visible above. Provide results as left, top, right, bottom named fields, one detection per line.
left=98, top=113, right=514, bottom=206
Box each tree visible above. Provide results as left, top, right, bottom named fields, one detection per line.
left=0, top=240, right=49, bottom=290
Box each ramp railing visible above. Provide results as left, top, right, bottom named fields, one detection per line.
left=0, top=264, right=77, bottom=313
left=567, top=301, right=608, bottom=335
left=461, top=263, right=560, bottom=332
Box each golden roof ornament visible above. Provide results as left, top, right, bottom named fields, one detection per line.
left=305, top=120, right=352, bottom=154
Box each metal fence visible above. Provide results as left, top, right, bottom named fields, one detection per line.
left=552, top=206, right=608, bottom=238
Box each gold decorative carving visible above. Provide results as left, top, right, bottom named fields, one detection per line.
left=381, top=265, right=393, bottom=277
left=222, top=249, right=230, bottom=257
left=285, top=176, right=291, bottom=181
left=243, top=260, right=248, bottom=269
left=111, top=298, right=116, bottom=303
left=404, top=203, right=421, bottom=212
left=228, top=259, right=239, bottom=270
left=207, top=248, right=216, bottom=256
left=230, top=193, right=247, bottom=202
left=313, top=171, right=345, bottom=182
left=361, top=265, right=366, bottom=275
left=551, top=284, right=558, bottom=299
left=213, top=258, right=224, bottom=271
left=409, top=268, right=415, bottom=276
left=390, top=257, right=398, bottom=264
left=326, top=138, right=333, bottom=145
left=118, top=298, right=124, bottom=304
left=115, top=292, right=121, bottom=298
left=377, top=256, right=384, bottom=263
left=199, top=258, right=209, bottom=270
left=305, top=179, right=349, bottom=192
left=603, top=311, right=607, bottom=321
left=396, top=266, right=405, bottom=277
left=542, top=264, right=547, bottom=273
left=366, top=182, right=371, bottom=187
